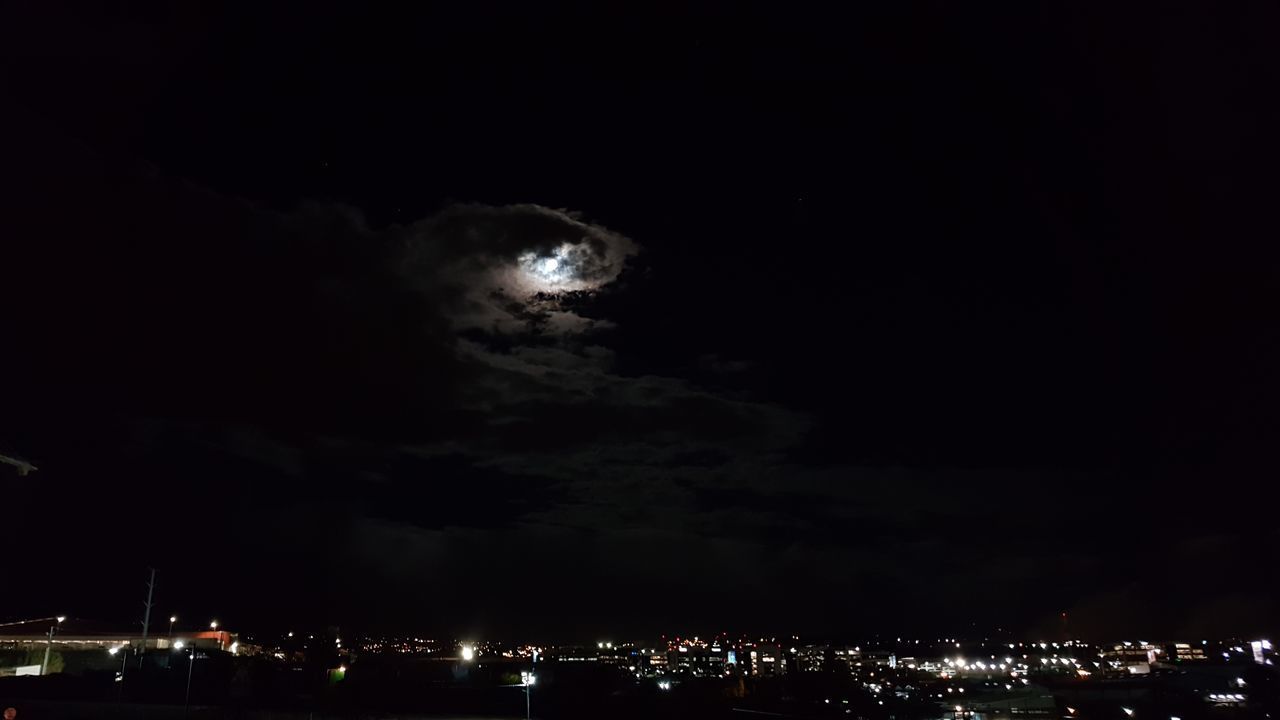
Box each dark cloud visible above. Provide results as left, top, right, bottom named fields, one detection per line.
left=393, top=203, right=637, bottom=337
left=0, top=119, right=819, bottom=635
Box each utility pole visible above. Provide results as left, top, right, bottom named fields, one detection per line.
left=41, top=624, right=55, bottom=675
left=184, top=645, right=196, bottom=717
left=41, top=616, right=64, bottom=675
left=139, top=568, right=156, bottom=667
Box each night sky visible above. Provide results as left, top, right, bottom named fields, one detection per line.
left=2, top=2, right=1278, bottom=642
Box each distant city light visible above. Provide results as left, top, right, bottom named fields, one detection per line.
left=173, top=641, right=186, bottom=650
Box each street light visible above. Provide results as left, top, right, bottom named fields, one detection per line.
left=108, top=645, right=128, bottom=699
left=183, top=643, right=198, bottom=717
left=461, top=645, right=475, bottom=662
left=41, top=616, right=65, bottom=675
left=169, top=616, right=177, bottom=638
left=521, top=671, right=537, bottom=720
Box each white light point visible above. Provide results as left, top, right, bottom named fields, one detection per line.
left=517, top=243, right=587, bottom=291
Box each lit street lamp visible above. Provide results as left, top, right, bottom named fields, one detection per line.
left=209, top=620, right=222, bottom=651
left=181, top=642, right=198, bottom=717
left=41, top=616, right=65, bottom=675
left=108, top=646, right=128, bottom=698
left=169, top=616, right=177, bottom=638
left=521, top=671, right=537, bottom=720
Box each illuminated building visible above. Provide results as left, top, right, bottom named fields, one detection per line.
left=1249, top=639, right=1273, bottom=665
left=1169, top=643, right=1206, bottom=662
left=746, top=645, right=786, bottom=676
left=794, top=645, right=829, bottom=672
left=1101, top=643, right=1159, bottom=674
left=669, top=643, right=726, bottom=676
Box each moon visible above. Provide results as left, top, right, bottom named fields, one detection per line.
left=518, top=244, right=579, bottom=289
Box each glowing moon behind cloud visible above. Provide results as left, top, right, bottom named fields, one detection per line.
left=400, top=204, right=636, bottom=332
left=517, top=243, right=588, bottom=291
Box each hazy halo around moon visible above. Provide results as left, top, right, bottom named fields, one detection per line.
left=516, top=243, right=589, bottom=291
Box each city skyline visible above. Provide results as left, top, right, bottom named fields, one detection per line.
left=2, top=606, right=1273, bottom=653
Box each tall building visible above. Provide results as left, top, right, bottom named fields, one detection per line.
left=746, top=645, right=786, bottom=676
